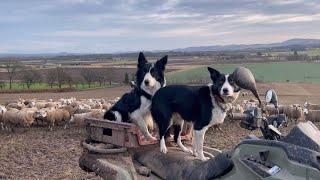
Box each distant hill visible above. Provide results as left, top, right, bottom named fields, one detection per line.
left=173, top=38, right=320, bottom=52
left=1, top=38, right=320, bottom=59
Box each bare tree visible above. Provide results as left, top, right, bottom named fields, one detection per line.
left=72, top=76, right=85, bottom=89
left=21, top=67, right=41, bottom=89
left=47, top=69, right=56, bottom=88
left=46, top=67, right=70, bottom=90
left=105, top=68, right=114, bottom=85
left=81, top=69, right=96, bottom=88
left=4, top=60, right=23, bottom=89
left=65, top=74, right=73, bottom=89
left=0, top=81, right=5, bottom=90
left=55, top=67, right=70, bottom=90
left=95, top=70, right=106, bottom=87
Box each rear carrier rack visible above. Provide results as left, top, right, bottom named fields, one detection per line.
left=84, top=118, right=192, bottom=148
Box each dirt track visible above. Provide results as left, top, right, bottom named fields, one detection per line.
left=0, top=82, right=320, bottom=179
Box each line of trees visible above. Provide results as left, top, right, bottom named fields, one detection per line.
left=1, top=60, right=117, bottom=90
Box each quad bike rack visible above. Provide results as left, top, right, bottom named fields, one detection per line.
left=79, top=111, right=320, bottom=180
left=79, top=118, right=201, bottom=180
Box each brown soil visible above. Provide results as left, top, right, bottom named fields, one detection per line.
left=0, top=126, right=101, bottom=180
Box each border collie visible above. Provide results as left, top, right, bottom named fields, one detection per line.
left=104, top=52, right=168, bottom=141
left=151, top=67, right=240, bottom=161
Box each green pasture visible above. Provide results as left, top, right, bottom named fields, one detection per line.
left=167, top=62, right=320, bottom=84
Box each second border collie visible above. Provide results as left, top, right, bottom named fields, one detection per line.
left=151, top=67, right=240, bottom=161
left=104, top=52, right=167, bottom=141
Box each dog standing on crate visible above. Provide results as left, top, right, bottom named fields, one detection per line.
left=104, top=52, right=168, bottom=141
left=151, top=67, right=241, bottom=161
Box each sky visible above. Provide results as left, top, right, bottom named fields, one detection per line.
left=0, top=0, right=320, bottom=54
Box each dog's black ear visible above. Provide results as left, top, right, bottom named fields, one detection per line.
left=138, top=52, right=147, bottom=68
left=156, top=55, right=168, bottom=71
left=207, top=67, right=220, bottom=82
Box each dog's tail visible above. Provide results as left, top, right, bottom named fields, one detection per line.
left=173, top=124, right=182, bottom=143
left=104, top=110, right=116, bottom=121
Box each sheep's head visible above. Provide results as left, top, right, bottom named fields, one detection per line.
left=235, top=104, right=242, bottom=112
left=0, top=106, right=7, bottom=114
left=304, top=101, right=310, bottom=108
left=29, top=101, right=36, bottom=108
left=35, top=110, right=47, bottom=118
left=78, top=104, right=85, bottom=110
left=69, top=116, right=75, bottom=123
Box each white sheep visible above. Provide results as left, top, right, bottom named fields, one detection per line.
left=2, top=109, right=35, bottom=131
left=304, top=109, right=320, bottom=122
left=0, top=105, right=7, bottom=130
left=286, top=105, right=303, bottom=123
left=69, top=110, right=105, bottom=126
left=108, top=97, right=120, bottom=104
left=304, top=101, right=320, bottom=110
left=230, top=104, right=244, bottom=114
left=6, top=102, right=25, bottom=110
left=102, top=102, right=112, bottom=110
left=243, top=101, right=257, bottom=111
left=35, top=108, right=70, bottom=131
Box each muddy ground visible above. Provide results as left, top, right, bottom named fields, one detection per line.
left=0, top=82, right=320, bottom=179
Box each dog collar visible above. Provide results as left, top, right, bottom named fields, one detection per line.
left=136, top=88, right=152, bottom=100
left=214, top=95, right=229, bottom=112
left=209, top=85, right=231, bottom=112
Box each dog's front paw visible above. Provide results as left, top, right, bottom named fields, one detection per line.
left=160, top=145, right=168, bottom=154
left=197, top=156, right=210, bottom=161
left=192, top=149, right=198, bottom=157
left=182, top=148, right=193, bottom=154
left=148, top=136, right=157, bottom=141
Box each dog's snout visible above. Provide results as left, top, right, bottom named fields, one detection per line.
left=223, top=88, right=229, bottom=94
left=144, top=80, right=150, bottom=86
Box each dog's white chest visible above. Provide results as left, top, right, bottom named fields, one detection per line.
left=210, top=106, right=226, bottom=125
left=209, top=93, right=227, bottom=126
left=138, top=96, right=151, bottom=115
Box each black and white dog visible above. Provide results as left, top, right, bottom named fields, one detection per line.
left=151, top=67, right=240, bottom=161
left=104, top=52, right=168, bottom=141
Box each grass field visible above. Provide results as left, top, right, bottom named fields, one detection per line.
left=167, top=62, right=320, bottom=84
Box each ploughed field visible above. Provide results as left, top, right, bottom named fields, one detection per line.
left=0, top=82, right=320, bottom=179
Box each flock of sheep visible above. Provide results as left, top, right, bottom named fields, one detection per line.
left=0, top=96, right=319, bottom=132
left=229, top=98, right=320, bottom=123
left=0, top=97, right=119, bottom=131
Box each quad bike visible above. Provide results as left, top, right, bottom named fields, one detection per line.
left=79, top=67, right=320, bottom=179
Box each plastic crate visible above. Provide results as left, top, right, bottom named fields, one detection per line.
left=85, top=118, right=192, bottom=148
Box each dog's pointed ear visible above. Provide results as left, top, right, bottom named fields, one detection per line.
left=207, top=67, right=220, bottom=82
left=156, top=55, right=168, bottom=71
left=138, top=52, right=147, bottom=68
